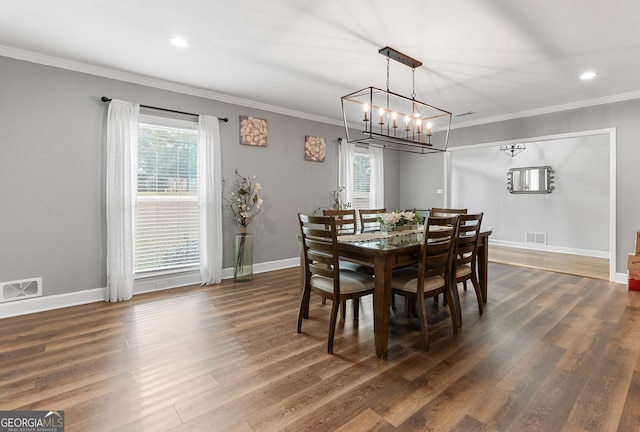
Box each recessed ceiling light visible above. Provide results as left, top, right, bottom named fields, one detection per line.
left=168, top=37, right=189, bottom=48
left=580, top=71, right=597, bottom=80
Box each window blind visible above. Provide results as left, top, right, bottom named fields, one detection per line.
left=136, top=118, right=199, bottom=272
left=353, top=150, right=372, bottom=209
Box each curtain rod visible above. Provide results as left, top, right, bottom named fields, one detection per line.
left=100, top=97, right=229, bottom=122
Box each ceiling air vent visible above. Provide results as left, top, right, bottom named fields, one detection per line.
left=1, top=277, right=42, bottom=303
left=455, top=111, right=475, bottom=117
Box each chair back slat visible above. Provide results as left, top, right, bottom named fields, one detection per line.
left=455, top=213, right=483, bottom=267
left=323, top=209, right=357, bottom=235
left=419, top=216, right=459, bottom=280
left=299, top=213, right=340, bottom=287
left=430, top=207, right=467, bottom=217
left=358, top=208, right=386, bottom=233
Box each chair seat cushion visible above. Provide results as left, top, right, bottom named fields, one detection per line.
left=310, top=269, right=375, bottom=295
left=456, top=264, right=472, bottom=278
left=391, top=268, right=446, bottom=295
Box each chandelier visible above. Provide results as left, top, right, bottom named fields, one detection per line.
left=500, top=143, right=526, bottom=157
left=341, top=47, right=452, bottom=154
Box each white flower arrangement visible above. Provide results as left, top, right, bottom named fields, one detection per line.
left=377, top=210, right=424, bottom=227
left=224, top=170, right=264, bottom=227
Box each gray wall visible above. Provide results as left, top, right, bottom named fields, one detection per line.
left=1, top=52, right=638, bottom=306
left=449, top=135, right=610, bottom=254
left=0, top=55, right=401, bottom=299
left=399, top=152, right=446, bottom=210
left=400, top=101, right=640, bottom=274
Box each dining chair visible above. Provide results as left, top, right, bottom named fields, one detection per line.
left=390, top=215, right=459, bottom=351
left=452, top=212, right=484, bottom=326
left=322, top=209, right=357, bottom=235
left=297, top=213, right=375, bottom=354
left=430, top=207, right=468, bottom=217
left=358, top=208, right=387, bottom=233
left=322, top=208, right=373, bottom=278
left=429, top=207, right=468, bottom=310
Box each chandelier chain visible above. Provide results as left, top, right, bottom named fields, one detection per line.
left=386, top=56, right=390, bottom=92
left=412, top=68, right=416, bottom=100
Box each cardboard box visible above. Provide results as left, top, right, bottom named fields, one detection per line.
left=628, top=254, right=640, bottom=271
left=636, top=231, right=640, bottom=255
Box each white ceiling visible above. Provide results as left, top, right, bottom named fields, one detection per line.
left=2, top=0, right=640, bottom=127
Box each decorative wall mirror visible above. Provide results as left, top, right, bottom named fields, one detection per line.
left=507, top=166, right=555, bottom=193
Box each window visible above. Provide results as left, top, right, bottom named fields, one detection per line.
left=136, top=115, right=199, bottom=272
left=353, top=147, right=372, bottom=208
left=339, top=141, right=384, bottom=230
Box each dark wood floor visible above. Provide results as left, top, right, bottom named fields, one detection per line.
left=1, top=264, right=639, bottom=431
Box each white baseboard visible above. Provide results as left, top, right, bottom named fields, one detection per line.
left=3, top=253, right=626, bottom=319
left=0, top=287, right=106, bottom=319
left=0, top=257, right=301, bottom=319
left=489, top=239, right=610, bottom=259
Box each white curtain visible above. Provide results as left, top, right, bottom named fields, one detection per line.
left=369, top=145, right=384, bottom=208
left=198, top=116, right=223, bottom=285
left=106, top=100, right=139, bottom=302
left=338, top=139, right=355, bottom=206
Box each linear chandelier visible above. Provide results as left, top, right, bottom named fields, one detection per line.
left=341, top=46, right=452, bottom=154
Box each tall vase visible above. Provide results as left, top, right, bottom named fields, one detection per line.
left=234, top=226, right=253, bottom=282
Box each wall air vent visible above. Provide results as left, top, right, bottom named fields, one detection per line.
left=455, top=111, right=475, bottom=117
left=525, top=232, right=547, bottom=245
left=1, top=277, right=42, bottom=303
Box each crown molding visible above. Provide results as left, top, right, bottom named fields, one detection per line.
left=451, top=90, right=640, bottom=130
left=2, top=44, right=639, bottom=130
left=0, top=45, right=343, bottom=127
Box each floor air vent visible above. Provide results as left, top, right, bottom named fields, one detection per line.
left=1, top=277, right=42, bottom=303
left=525, top=232, right=547, bottom=245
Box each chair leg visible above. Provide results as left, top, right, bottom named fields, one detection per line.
left=328, top=298, right=340, bottom=354
left=416, top=296, right=430, bottom=351
left=322, top=297, right=327, bottom=305
left=470, top=274, right=483, bottom=315
left=404, top=297, right=415, bottom=318
left=452, top=281, right=462, bottom=329
left=341, top=300, right=347, bottom=320
left=353, top=298, right=360, bottom=320
left=463, top=280, right=468, bottom=291
left=443, top=286, right=459, bottom=334
left=297, top=285, right=311, bottom=332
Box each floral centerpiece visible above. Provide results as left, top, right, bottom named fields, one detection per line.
left=224, top=169, right=264, bottom=232
left=224, top=170, right=264, bottom=282
left=377, top=210, right=424, bottom=231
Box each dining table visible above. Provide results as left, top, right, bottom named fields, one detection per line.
left=335, top=227, right=492, bottom=359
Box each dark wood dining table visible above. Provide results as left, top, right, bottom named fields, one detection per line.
left=337, top=229, right=492, bottom=359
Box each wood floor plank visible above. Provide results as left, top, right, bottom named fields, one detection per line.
left=467, top=341, right=566, bottom=430
left=1, top=264, right=639, bottom=431
left=489, top=245, right=609, bottom=280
